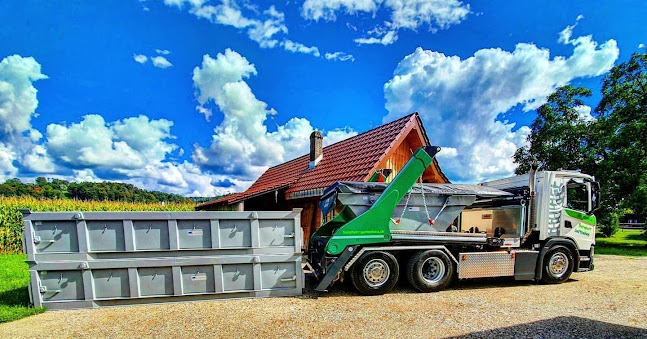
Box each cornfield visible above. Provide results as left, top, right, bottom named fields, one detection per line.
left=0, top=197, right=196, bottom=254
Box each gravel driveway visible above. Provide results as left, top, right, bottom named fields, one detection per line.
left=2, top=255, right=646, bottom=339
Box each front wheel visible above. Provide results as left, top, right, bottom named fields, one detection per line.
left=350, top=251, right=399, bottom=295
left=541, top=246, right=574, bottom=284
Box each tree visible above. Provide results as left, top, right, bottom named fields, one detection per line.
left=594, top=51, right=647, bottom=219
left=514, top=51, right=647, bottom=222
left=513, top=85, right=594, bottom=174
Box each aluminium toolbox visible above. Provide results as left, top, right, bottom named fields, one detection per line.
left=22, top=209, right=304, bottom=310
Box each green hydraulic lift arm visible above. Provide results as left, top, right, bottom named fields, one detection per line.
left=324, top=146, right=441, bottom=255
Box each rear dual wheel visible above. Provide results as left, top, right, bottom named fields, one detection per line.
left=406, top=250, right=454, bottom=292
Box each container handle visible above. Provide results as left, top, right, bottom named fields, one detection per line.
left=280, top=275, right=297, bottom=282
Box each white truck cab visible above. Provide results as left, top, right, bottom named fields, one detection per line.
left=482, top=171, right=599, bottom=252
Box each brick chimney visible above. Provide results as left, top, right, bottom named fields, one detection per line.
left=309, top=130, right=323, bottom=169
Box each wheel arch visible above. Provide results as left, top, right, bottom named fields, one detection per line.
left=536, top=237, right=580, bottom=281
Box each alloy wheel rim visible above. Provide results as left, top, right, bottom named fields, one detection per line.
left=549, top=252, right=568, bottom=277
left=363, top=259, right=390, bottom=287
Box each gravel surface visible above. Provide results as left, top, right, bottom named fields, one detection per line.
left=2, top=255, right=646, bottom=339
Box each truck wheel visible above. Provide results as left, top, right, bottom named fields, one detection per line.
left=350, top=251, right=399, bottom=296
left=541, top=246, right=574, bottom=284
left=406, top=250, right=454, bottom=292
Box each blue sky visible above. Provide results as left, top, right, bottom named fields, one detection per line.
left=0, top=0, right=644, bottom=196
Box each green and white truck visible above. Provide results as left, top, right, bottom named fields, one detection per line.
left=308, top=146, right=600, bottom=295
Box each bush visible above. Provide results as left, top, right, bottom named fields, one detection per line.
left=599, top=212, right=620, bottom=237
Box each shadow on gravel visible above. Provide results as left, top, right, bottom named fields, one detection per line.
left=446, top=316, right=647, bottom=339
left=302, top=274, right=581, bottom=298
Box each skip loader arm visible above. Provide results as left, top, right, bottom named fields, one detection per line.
left=314, top=146, right=441, bottom=291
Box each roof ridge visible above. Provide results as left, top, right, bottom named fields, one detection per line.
left=265, top=112, right=418, bottom=170
left=320, top=112, right=417, bottom=149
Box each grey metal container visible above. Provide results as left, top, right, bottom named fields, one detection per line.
left=23, top=209, right=304, bottom=310
left=320, top=182, right=511, bottom=232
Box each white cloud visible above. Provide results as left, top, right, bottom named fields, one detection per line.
left=0, top=54, right=245, bottom=196
left=383, top=29, right=618, bottom=182
left=302, top=0, right=470, bottom=45
left=23, top=145, right=56, bottom=173
left=558, top=15, right=584, bottom=44
left=133, top=54, right=148, bottom=64
left=45, top=114, right=170, bottom=169
left=191, top=49, right=356, bottom=180
left=323, top=127, right=357, bottom=145
left=281, top=40, right=321, bottom=57
left=155, top=49, right=171, bottom=55
left=354, top=30, right=399, bottom=45
left=574, top=105, right=595, bottom=122
left=302, top=0, right=382, bottom=21
left=324, top=51, right=355, bottom=62
left=163, top=0, right=352, bottom=61
left=151, top=56, right=173, bottom=68
left=436, top=146, right=457, bottom=159
left=0, top=143, right=17, bottom=180
left=639, top=43, right=646, bottom=49
left=0, top=55, right=48, bottom=179
left=167, top=0, right=287, bottom=49
left=0, top=55, right=48, bottom=139
left=73, top=168, right=100, bottom=182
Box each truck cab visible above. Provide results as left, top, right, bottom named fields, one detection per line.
left=481, top=171, right=599, bottom=253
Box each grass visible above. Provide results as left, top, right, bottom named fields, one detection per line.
left=596, top=229, right=647, bottom=256
left=0, top=254, right=45, bottom=323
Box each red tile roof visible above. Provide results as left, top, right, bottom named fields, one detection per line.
left=198, top=113, right=423, bottom=208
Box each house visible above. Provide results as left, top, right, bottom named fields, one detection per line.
left=196, top=113, right=449, bottom=248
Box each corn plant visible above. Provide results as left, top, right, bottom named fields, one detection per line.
left=0, top=197, right=196, bottom=254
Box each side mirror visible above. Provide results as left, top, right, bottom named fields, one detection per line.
left=587, top=181, right=601, bottom=215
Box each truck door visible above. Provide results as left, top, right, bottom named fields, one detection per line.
left=561, top=178, right=596, bottom=251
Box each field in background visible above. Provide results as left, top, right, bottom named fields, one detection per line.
left=596, top=229, right=647, bottom=256
left=0, top=197, right=196, bottom=254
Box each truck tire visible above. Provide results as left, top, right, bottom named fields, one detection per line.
left=406, top=250, right=454, bottom=292
left=350, top=251, right=399, bottom=296
left=541, top=246, right=574, bottom=284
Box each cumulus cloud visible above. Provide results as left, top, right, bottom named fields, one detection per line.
left=0, top=143, right=17, bottom=179
left=155, top=49, right=171, bottom=55
left=151, top=56, right=173, bottom=68
left=0, top=55, right=49, bottom=179
left=302, top=0, right=470, bottom=45
left=383, top=28, right=618, bottom=182
left=133, top=54, right=148, bottom=64
left=639, top=43, right=646, bottom=49
left=0, top=54, right=235, bottom=196
left=0, top=55, right=48, bottom=140
left=191, top=49, right=356, bottom=180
